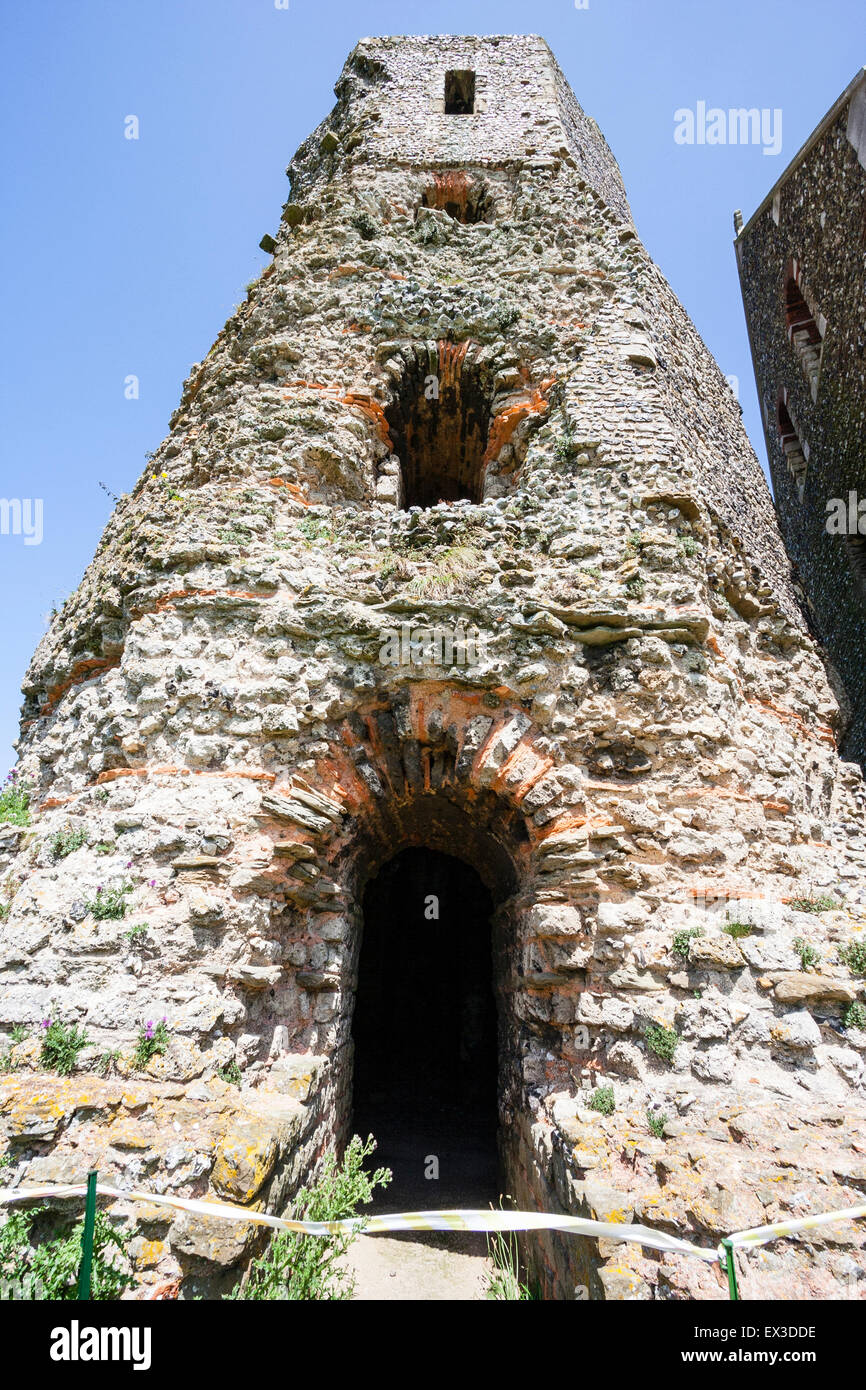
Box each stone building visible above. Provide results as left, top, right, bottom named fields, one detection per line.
left=735, top=69, right=866, bottom=769
left=1, top=35, right=866, bottom=1300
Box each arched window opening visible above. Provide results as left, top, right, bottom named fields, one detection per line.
left=776, top=392, right=808, bottom=500
left=385, top=345, right=496, bottom=509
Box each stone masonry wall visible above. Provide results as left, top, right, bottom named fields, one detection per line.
left=737, top=73, right=866, bottom=768
left=2, top=36, right=866, bottom=1299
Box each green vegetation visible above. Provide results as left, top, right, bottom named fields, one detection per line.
left=677, top=536, right=700, bottom=558
left=672, top=926, right=703, bottom=959
left=483, top=1220, right=539, bottom=1300
left=123, top=923, right=149, bottom=949
left=217, top=1060, right=242, bottom=1088
left=723, top=921, right=753, bottom=939
left=587, top=1085, right=615, bottom=1116
left=132, top=1019, right=169, bottom=1071
left=793, top=936, right=822, bottom=972
left=838, top=940, right=866, bottom=977
left=0, top=772, right=30, bottom=827
left=298, top=518, right=334, bottom=545
left=40, top=1020, right=89, bottom=1076
left=50, top=825, right=87, bottom=860
left=645, top=1023, right=679, bottom=1063
left=405, top=545, right=479, bottom=599
left=789, top=895, right=838, bottom=914
left=349, top=211, right=377, bottom=240
left=624, top=574, right=645, bottom=600
left=647, top=1111, right=667, bottom=1139
left=217, top=525, right=253, bottom=546
left=554, top=424, right=577, bottom=463
left=231, top=1135, right=391, bottom=1301
left=86, top=881, right=134, bottom=920
left=843, top=1001, right=866, bottom=1031
left=96, top=1049, right=122, bottom=1077
left=0, top=1205, right=134, bottom=1300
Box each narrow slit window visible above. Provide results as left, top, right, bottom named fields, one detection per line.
left=444, top=70, right=475, bottom=115
left=784, top=265, right=825, bottom=400
left=777, top=393, right=808, bottom=500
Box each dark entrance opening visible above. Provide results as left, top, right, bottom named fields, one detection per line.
left=352, top=847, right=499, bottom=1209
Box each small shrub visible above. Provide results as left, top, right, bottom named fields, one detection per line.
left=298, top=518, right=334, bottom=545
left=789, top=895, right=838, bottom=913
left=217, top=1060, right=242, bottom=1088
left=0, top=771, right=30, bottom=827
left=50, top=825, right=87, bottom=860
left=645, top=1023, right=679, bottom=1063
left=843, top=1001, right=866, bottom=1031
left=677, top=536, right=700, bottom=558
left=587, top=1085, right=615, bottom=1116
left=672, top=926, right=704, bottom=959
left=349, top=210, right=377, bottom=240
left=93, top=841, right=116, bottom=855
left=231, top=1134, right=391, bottom=1300
left=10, top=1025, right=26, bottom=1043
left=1, top=1204, right=134, bottom=1300
left=793, top=936, right=822, bottom=971
left=132, top=1019, right=169, bottom=1071
left=554, top=426, right=576, bottom=463
left=647, top=1111, right=667, bottom=1139
left=838, top=940, right=866, bottom=977
left=96, top=1049, right=122, bottom=1077
left=123, top=923, right=149, bottom=949
left=723, top=921, right=753, bottom=939
left=624, top=574, right=645, bottom=600
left=40, top=1019, right=89, bottom=1076
left=0, top=902, right=9, bottom=922
left=86, top=881, right=134, bottom=920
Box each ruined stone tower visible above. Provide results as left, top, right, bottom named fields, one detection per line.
left=2, top=36, right=866, bottom=1301
left=736, top=68, right=866, bottom=771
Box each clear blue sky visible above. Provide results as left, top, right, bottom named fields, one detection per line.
left=1, top=0, right=861, bottom=765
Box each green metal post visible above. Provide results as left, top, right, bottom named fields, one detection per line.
left=77, top=1170, right=98, bottom=1300
left=721, top=1238, right=740, bottom=1301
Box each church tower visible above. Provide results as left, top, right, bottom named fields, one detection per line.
left=2, top=37, right=865, bottom=1300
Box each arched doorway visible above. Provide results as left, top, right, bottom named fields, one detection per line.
left=352, top=846, right=499, bottom=1208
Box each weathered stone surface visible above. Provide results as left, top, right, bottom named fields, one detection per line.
left=769, top=972, right=858, bottom=1004
left=0, top=34, right=865, bottom=1304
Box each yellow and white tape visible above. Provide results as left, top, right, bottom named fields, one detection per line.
left=723, top=1202, right=866, bottom=1251
left=0, top=1182, right=717, bottom=1262
left=3, top=1184, right=865, bottom=1268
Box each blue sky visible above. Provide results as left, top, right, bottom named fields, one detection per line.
left=0, top=0, right=862, bottom=765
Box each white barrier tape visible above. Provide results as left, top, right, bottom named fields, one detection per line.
left=722, top=1202, right=866, bottom=1252
left=0, top=1183, right=718, bottom=1263
left=5, top=1184, right=863, bottom=1266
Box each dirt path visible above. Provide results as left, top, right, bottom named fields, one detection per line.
left=345, top=1105, right=499, bottom=1301
left=346, top=1229, right=493, bottom=1300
